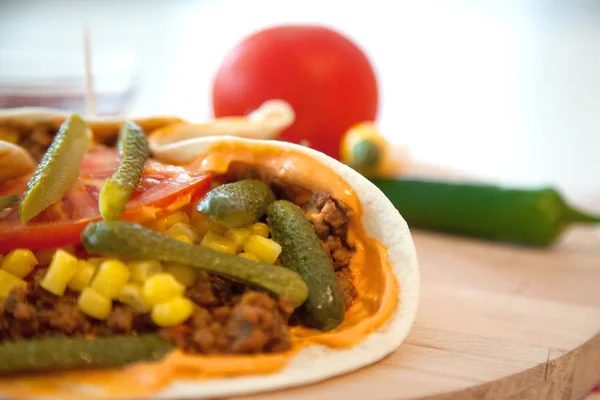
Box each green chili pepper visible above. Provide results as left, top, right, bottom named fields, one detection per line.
left=369, top=178, right=600, bottom=247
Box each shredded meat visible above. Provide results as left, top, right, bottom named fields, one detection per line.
left=303, top=192, right=358, bottom=309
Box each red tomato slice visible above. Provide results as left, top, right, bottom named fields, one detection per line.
left=0, top=146, right=212, bottom=252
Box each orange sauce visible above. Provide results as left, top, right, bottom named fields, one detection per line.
left=0, top=142, right=398, bottom=398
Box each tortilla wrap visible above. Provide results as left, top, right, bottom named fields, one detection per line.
left=0, top=105, right=419, bottom=399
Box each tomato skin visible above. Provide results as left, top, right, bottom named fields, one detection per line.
left=212, top=25, right=378, bottom=160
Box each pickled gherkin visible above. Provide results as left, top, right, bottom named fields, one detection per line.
left=0, top=335, right=172, bottom=375
left=99, top=121, right=150, bottom=221
left=197, top=179, right=275, bottom=228
left=19, top=114, right=90, bottom=223
left=266, top=200, right=345, bottom=331
left=82, top=220, right=309, bottom=307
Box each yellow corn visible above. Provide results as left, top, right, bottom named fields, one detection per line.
left=166, top=223, right=198, bottom=243
left=78, top=288, right=112, bottom=320
left=224, top=228, right=251, bottom=253
left=151, top=296, right=194, bottom=327
left=128, top=260, right=163, bottom=284
left=243, top=235, right=282, bottom=264
left=1, top=249, right=38, bottom=278
left=164, top=263, right=196, bottom=287
left=249, top=222, right=270, bottom=238
left=68, top=260, right=97, bottom=292
left=200, top=231, right=237, bottom=254
left=90, top=260, right=130, bottom=299
left=175, top=235, right=194, bottom=244
left=189, top=210, right=210, bottom=239
left=238, top=252, right=261, bottom=262
left=41, top=249, right=78, bottom=296
left=118, top=283, right=150, bottom=313
left=34, top=248, right=56, bottom=266
left=0, top=270, right=27, bottom=298
left=0, top=128, right=18, bottom=143
left=142, top=273, right=184, bottom=306
left=150, top=211, right=190, bottom=233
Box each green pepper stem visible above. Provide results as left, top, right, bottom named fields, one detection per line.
left=564, top=205, right=600, bottom=224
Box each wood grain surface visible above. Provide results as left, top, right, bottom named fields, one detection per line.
left=234, top=225, right=600, bottom=400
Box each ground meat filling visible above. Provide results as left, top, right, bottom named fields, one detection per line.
left=303, top=192, right=358, bottom=309
left=0, top=271, right=293, bottom=354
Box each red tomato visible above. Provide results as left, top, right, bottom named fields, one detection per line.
left=212, top=25, right=378, bottom=160
left=0, top=146, right=212, bottom=252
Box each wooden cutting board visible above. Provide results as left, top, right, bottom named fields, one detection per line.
left=236, top=225, right=600, bottom=400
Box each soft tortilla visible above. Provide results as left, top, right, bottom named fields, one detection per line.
left=0, top=107, right=419, bottom=399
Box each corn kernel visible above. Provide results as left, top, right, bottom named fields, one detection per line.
left=200, top=231, right=237, bottom=254
left=243, top=235, right=282, bottom=264
left=238, top=252, right=261, bottom=263
left=34, top=249, right=56, bottom=266
left=225, top=228, right=251, bottom=253
left=41, top=249, right=78, bottom=296
left=143, top=273, right=184, bottom=306
left=189, top=211, right=210, bottom=239
left=166, top=223, right=198, bottom=243
left=78, top=288, right=112, bottom=320
left=1, top=249, right=38, bottom=278
left=150, top=211, right=190, bottom=233
left=0, top=270, right=27, bottom=298
left=207, top=220, right=227, bottom=235
left=128, top=260, right=163, bottom=284
left=249, top=222, right=270, bottom=238
left=90, top=260, right=130, bottom=299
left=174, top=235, right=192, bottom=244
left=118, top=283, right=150, bottom=313
left=164, top=263, right=196, bottom=287
left=151, top=296, right=194, bottom=327
left=68, top=260, right=97, bottom=292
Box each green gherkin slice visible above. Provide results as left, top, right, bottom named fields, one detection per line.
left=267, top=200, right=345, bottom=331
left=197, top=179, right=276, bottom=228
left=99, top=121, right=150, bottom=221
left=81, top=220, right=309, bottom=307
left=19, top=114, right=90, bottom=224
left=0, top=195, right=19, bottom=211
left=0, top=334, right=172, bottom=375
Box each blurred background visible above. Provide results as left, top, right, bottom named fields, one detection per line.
left=1, top=0, right=599, bottom=211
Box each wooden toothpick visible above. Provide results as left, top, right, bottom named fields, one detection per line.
left=82, top=22, right=97, bottom=118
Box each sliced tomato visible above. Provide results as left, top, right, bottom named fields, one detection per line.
left=0, top=146, right=212, bottom=252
